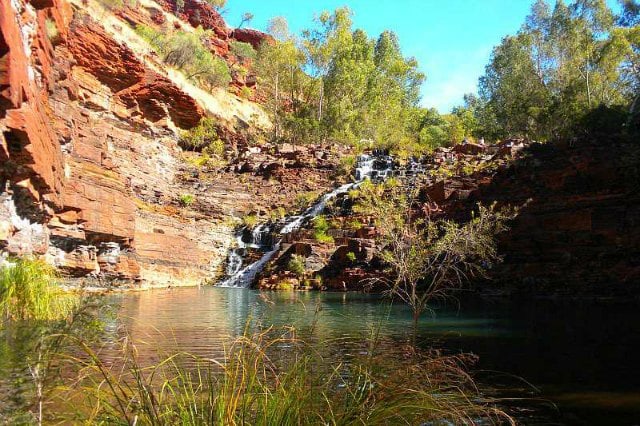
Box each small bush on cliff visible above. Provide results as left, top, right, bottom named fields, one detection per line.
left=0, top=258, right=77, bottom=322
left=313, top=215, right=334, bottom=244
left=202, top=138, right=225, bottom=159
left=243, top=214, right=259, bottom=228
left=45, top=19, right=61, bottom=45
left=134, top=25, right=231, bottom=90
left=288, top=254, right=306, bottom=278
left=179, top=194, right=195, bottom=206
left=180, top=117, right=219, bottom=151
left=230, top=40, right=257, bottom=63
left=239, top=86, right=253, bottom=99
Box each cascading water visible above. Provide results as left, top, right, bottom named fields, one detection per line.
left=218, top=152, right=399, bottom=288
left=225, top=232, right=246, bottom=276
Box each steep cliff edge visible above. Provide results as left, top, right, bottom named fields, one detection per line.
left=0, top=0, right=335, bottom=287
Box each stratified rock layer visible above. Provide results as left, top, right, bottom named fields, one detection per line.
left=0, top=0, right=335, bottom=287
left=465, top=139, right=640, bottom=295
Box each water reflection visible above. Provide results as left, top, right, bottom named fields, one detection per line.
left=2, top=288, right=639, bottom=425
left=106, top=288, right=640, bottom=425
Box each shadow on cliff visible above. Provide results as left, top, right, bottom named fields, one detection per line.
left=462, top=129, right=640, bottom=297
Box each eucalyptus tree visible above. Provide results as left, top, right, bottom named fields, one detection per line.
left=255, top=17, right=305, bottom=140
left=477, top=0, right=637, bottom=140
left=302, top=7, right=354, bottom=124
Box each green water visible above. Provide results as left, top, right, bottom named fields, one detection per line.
left=2, top=287, right=640, bottom=424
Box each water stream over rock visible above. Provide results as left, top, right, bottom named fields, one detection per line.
left=218, top=153, right=395, bottom=288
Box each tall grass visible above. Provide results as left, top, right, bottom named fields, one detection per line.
left=0, top=257, right=77, bottom=322
left=61, top=324, right=514, bottom=425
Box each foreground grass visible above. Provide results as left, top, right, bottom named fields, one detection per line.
left=55, top=324, right=513, bottom=425
left=0, top=258, right=514, bottom=424
left=0, top=257, right=78, bottom=322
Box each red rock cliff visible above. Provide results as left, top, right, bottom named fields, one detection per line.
left=0, top=0, right=235, bottom=286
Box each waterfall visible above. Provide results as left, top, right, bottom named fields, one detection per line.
left=225, top=231, right=246, bottom=276
left=218, top=152, right=397, bottom=289
left=280, top=182, right=355, bottom=235
left=219, top=244, right=281, bottom=288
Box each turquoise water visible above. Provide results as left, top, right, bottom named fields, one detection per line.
left=2, top=287, right=639, bottom=424
left=109, top=288, right=640, bottom=424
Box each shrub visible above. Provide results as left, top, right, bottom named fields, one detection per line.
left=239, top=86, right=253, bottom=99
left=134, top=26, right=231, bottom=90
left=179, top=194, right=195, bottom=206
left=313, top=215, right=334, bottom=244
left=202, top=138, right=225, bottom=158
left=180, top=117, right=218, bottom=151
left=287, top=254, right=306, bottom=278
left=45, top=18, right=61, bottom=45
left=0, top=257, right=77, bottom=321
left=243, top=213, right=259, bottom=228
left=295, top=191, right=319, bottom=210
left=230, top=40, right=257, bottom=62
left=335, top=154, right=356, bottom=178
left=346, top=251, right=356, bottom=263
left=269, top=207, right=286, bottom=221
left=346, top=218, right=363, bottom=230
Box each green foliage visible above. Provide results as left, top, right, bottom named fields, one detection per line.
left=358, top=184, right=515, bottom=325
left=287, top=254, right=306, bottom=277
left=346, top=218, right=363, bottom=230
left=230, top=40, right=257, bottom=62
left=179, top=194, right=195, bottom=206
left=334, top=154, right=356, bottom=178
left=243, top=214, right=259, bottom=228
left=269, top=207, right=287, bottom=221
left=254, top=8, right=425, bottom=149
left=45, top=18, right=60, bottom=45
left=312, top=215, right=334, bottom=243
left=134, top=25, right=231, bottom=91
left=0, top=258, right=77, bottom=321
left=346, top=251, right=356, bottom=263
left=202, top=138, right=226, bottom=158
left=175, top=0, right=184, bottom=12
left=180, top=117, right=219, bottom=151
left=239, top=86, right=253, bottom=99
left=58, top=325, right=512, bottom=425
left=477, top=0, right=637, bottom=140
left=295, top=191, right=320, bottom=210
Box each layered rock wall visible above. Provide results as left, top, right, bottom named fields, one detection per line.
left=465, top=139, right=640, bottom=295
left=0, top=0, right=236, bottom=286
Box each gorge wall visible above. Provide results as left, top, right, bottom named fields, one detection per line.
left=0, top=0, right=334, bottom=287
left=468, top=138, right=640, bottom=296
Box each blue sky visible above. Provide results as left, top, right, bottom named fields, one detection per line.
left=223, top=1, right=618, bottom=113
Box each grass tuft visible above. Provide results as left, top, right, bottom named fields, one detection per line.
left=62, top=323, right=514, bottom=425
left=0, top=257, right=77, bottom=322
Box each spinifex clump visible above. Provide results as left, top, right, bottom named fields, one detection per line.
left=58, top=323, right=513, bottom=425
left=0, top=257, right=78, bottom=322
